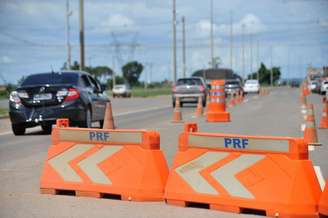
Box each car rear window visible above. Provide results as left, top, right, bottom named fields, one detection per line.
left=245, top=80, right=258, bottom=84
left=21, top=72, right=78, bottom=86
left=177, top=79, right=202, bottom=86
left=226, top=81, right=240, bottom=85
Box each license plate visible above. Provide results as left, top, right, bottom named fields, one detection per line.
left=34, top=93, right=52, bottom=101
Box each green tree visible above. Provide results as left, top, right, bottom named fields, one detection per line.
left=107, top=76, right=125, bottom=89
left=62, top=61, right=113, bottom=80
left=248, top=63, right=281, bottom=85
left=122, top=61, right=144, bottom=86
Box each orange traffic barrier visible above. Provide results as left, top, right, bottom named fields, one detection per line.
left=103, top=102, right=115, bottom=129
left=172, top=97, right=183, bottom=123
left=319, top=181, right=328, bottom=217
left=206, top=80, right=230, bottom=122
left=165, top=123, right=321, bottom=217
left=229, top=92, right=236, bottom=108
left=194, top=96, right=203, bottom=118
left=40, top=119, right=168, bottom=201
left=304, top=104, right=318, bottom=144
left=319, top=97, right=328, bottom=129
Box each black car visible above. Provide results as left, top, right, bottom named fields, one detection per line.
left=9, top=71, right=110, bottom=135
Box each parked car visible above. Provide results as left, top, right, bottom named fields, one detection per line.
left=308, top=80, right=321, bottom=93
left=243, top=80, right=260, bottom=94
left=172, top=77, right=207, bottom=107
left=290, top=79, right=301, bottom=88
left=321, top=80, right=328, bottom=95
left=9, top=71, right=110, bottom=135
left=112, top=84, right=131, bottom=98
left=225, top=80, right=243, bottom=95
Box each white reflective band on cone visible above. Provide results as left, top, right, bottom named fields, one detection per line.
left=306, top=121, right=315, bottom=128
left=58, top=129, right=143, bottom=144
left=188, top=134, right=290, bottom=152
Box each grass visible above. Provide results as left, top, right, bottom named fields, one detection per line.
left=131, top=87, right=171, bottom=97
left=0, top=90, right=8, bottom=100
left=0, top=107, right=8, bottom=118
left=107, top=87, right=172, bottom=98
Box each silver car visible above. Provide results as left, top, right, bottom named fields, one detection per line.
left=172, top=77, right=207, bottom=107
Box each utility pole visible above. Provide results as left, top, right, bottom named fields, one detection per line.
left=65, top=0, right=72, bottom=70
left=270, top=45, right=273, bottom=87
left=250, top=33, right=253, bottom=79
left=210, top=0, right=214, bottom=68
left=79, top=0, right=85, bottom=70
left=257, top=40, right=260, bottom=81
left=242, top=24, right=246, bottom=80
left=182, top=16, right=186, bottom=78
left=172, top=0, right=177, bottom=83
left=230, top=11, right=233, bottom=70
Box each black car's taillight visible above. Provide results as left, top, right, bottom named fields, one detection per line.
left=64, top=88, right=80, bottom=102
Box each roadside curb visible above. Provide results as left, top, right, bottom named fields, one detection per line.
left=0, top=115, right=9, bottom=120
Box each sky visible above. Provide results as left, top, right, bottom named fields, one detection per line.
left=0, top=0, right=327, bottom=84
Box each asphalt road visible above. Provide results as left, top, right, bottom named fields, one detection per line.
left=0, top=99, right=8, bottom=108
left=0, top=88, right=327, bottom=218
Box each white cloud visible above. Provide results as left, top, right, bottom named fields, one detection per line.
left=0, top=56, right=13, bottom=64
left=219, top=14, right=267, bottom=35
left=319, top=19, right=328, bottom=28
left=196, top=19, right=217, bottom=37
left=95, top=14, right=137, bottom=33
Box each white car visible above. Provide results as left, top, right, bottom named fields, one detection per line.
left=243, top=80, right=260, bottom=94
left=321, top=80, right=328, bottom=95
left=112, top=84, right=132, bottom=98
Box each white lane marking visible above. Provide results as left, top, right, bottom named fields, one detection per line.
left=0, top=131, right=12, bottom=136
left=114, top=106, right=171, bottom=117
left=244, top=99, right=249, bottom=103
left=314, top=166, right=325, bottom=191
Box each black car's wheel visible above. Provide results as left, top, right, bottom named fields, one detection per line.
left=180, top=102, right=184, bottom=107
left=202, top=99, right=206, bottom=107
left=12, top=124, right=26, bottom=136
left=81, top=108, right=92, bottom=128
left=99, top=120, right=104, bottom=128
left=41, top=123, right=52, bottom=134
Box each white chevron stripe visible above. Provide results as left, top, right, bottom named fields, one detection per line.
left=175, top=152, right=229, bottom=195
left=48, top=144, right=93, bottom=182
left=78, top=146, right=122, bottom=185
left=211, top=154, right=265, bottom=199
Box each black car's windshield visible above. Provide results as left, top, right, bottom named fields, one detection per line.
left=21, top=72, right=78, bottom=86
left=177, top=79, right=202, bottom=86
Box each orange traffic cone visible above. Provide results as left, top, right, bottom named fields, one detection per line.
left=103, top=102, right=115, bottom=129
left=172, top=97, right=183, bottom=123
left=194, top=96, right=203, bottom=117
left=304, top=104, right=318, bottom=144
left=319, top=97, right=328, bottom=129
left=319, top=179, right=328, bottom=217
left=229, top=93, right=236, bottom=107
left=300, top=94, right=307, bottom=118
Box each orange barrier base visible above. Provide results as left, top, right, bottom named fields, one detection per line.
left=206, top=112, right=230, bottom=122
left=165, top=148, right=321, bottom=217
left=319, top=181, right=328, bottom=216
